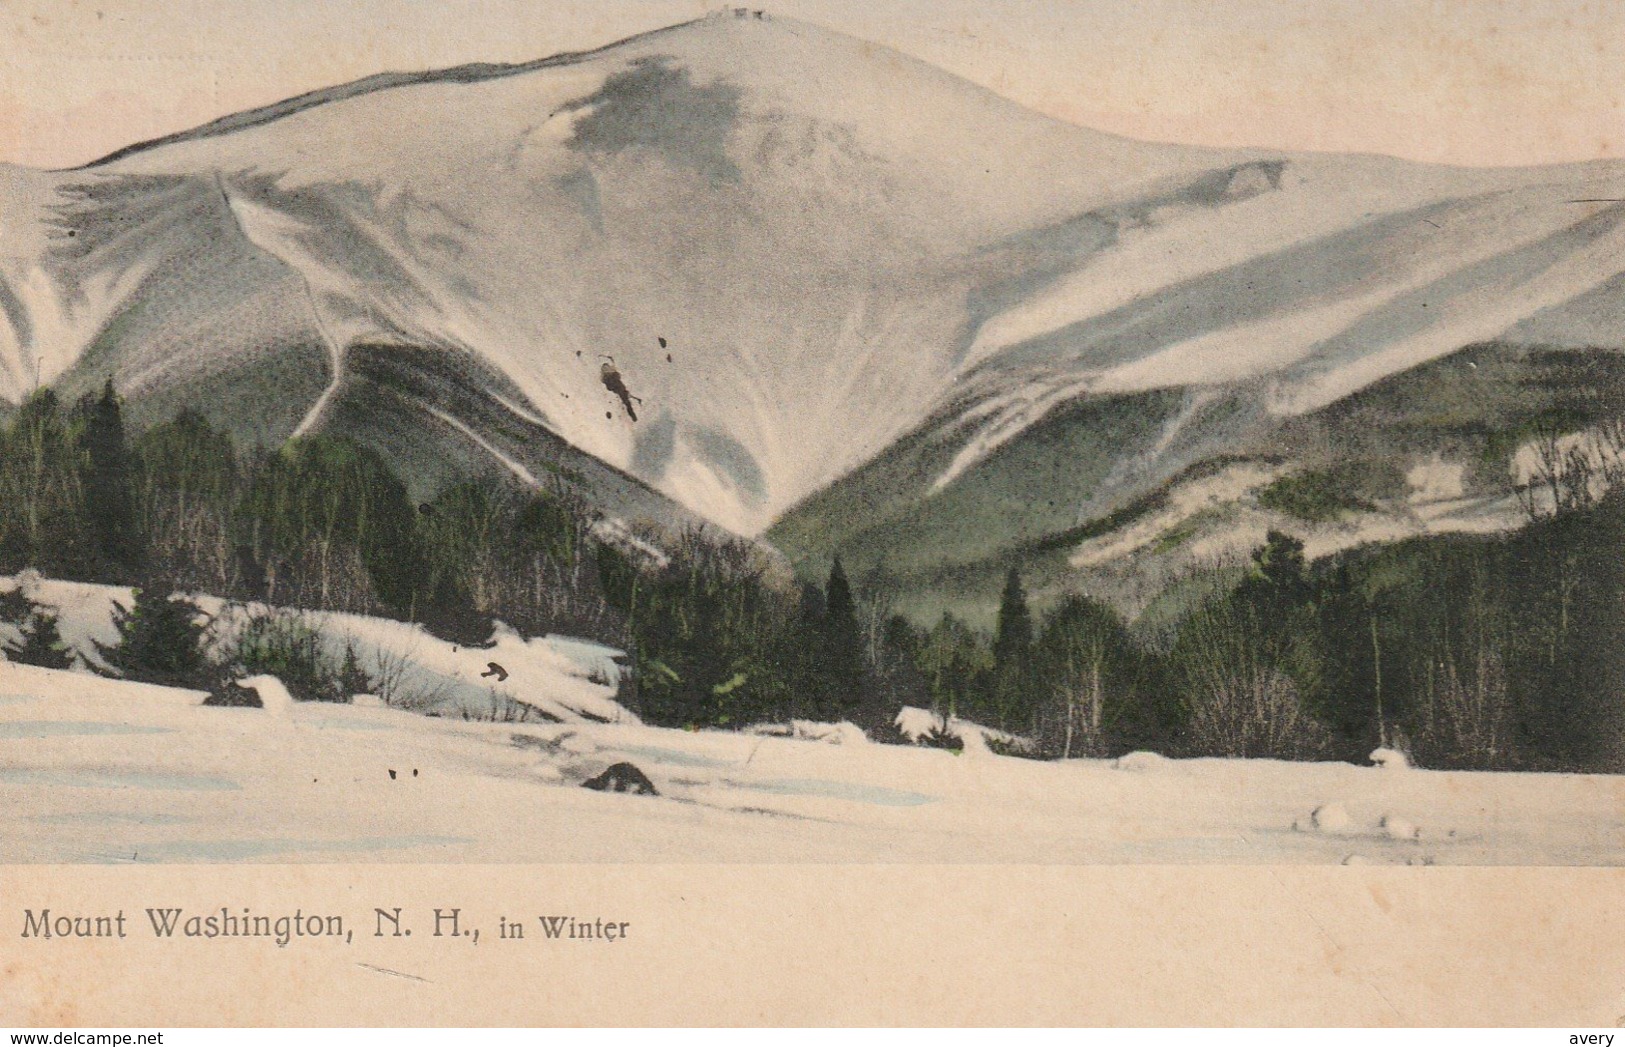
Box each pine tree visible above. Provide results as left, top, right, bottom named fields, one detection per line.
left=337, top=641, right=375, bottom=698
left=818, top=557, right=864, bottom=721
left=991, top=567, right=1034, bottom=730
left=237, top=435, right=422, bottom=614
left=96, top=583, right=212, bottom=687
left=919, top=611, right=988, bottom=722
left=788, top=580, right=827, bottom=718
left=797, top=580, right=826, bottom=628
left=4, top=608, right=75, bottom=670
left=78, top=379, right=143, bottom=580
left=1247, top=530, right=1310, bottom=605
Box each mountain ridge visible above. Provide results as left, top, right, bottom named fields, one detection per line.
left=1, top=12, right=1622, bottom=572
left=78, top=18, right=720, bottom=170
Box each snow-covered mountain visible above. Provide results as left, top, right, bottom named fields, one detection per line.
left=2, top=11, right=1623, bottom=549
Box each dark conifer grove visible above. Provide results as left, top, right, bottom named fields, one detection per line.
left=2, top=384, right=1623, bottom=771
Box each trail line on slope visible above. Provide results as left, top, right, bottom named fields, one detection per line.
left=213, top=172, right=345, bottom=441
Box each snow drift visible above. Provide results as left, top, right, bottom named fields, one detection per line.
left=0, top=573, right=634, bottom=725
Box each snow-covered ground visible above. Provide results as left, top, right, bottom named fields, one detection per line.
left=3, top=571, right=1619, bottom=864
left=0, top=572, right=633, bottom=724
left=3, top=659, right=1621, bottom=865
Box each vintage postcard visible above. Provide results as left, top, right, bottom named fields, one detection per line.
left=1, top=0, right=1623, bottom=1026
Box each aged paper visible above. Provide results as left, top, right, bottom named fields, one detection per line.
left=2, top=0, right=1623, bottom=1026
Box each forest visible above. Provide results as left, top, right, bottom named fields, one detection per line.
left=1, top=382, right=1621, bottom=773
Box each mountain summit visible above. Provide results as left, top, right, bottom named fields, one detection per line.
left=2, top=12, right=1623, bottom=546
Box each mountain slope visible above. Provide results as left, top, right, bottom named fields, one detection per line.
left=1, top=11, right=1623, bottom=553
left=771, top=342, right=1625, bottom=627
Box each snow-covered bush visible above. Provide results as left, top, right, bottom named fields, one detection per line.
left=219, top=606, right=349, bottom=703
left=985, top=735, right=1042, bottom=759
left=916, top=725, right=964, bottom=752
left=95, top=583, right=214, bottom=689
left=1113, top=751, right=1169, bottom=772
left=3, top=608, right=75, bottom=669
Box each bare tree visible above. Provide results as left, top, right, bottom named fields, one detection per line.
left=1414, top=644, right=1513, bottom=770
left=1515, top=418, right=1610, bottom=521
left=1176, top=597, right=1331, bottom=759
left=369, top=641, right=419, bottom=708
left=1410, top=560, right=1516, bottom=770
left=856, top=566, right=898, bottom=671
left=1046, top=634, right=1108, bottom=759
left=1594, top=411, right=1625, bottom=490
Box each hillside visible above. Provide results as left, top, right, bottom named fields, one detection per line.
left=0, top=10, right=1622, bottom=574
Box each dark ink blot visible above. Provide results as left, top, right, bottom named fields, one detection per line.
left=658, top=336, right=667, bottom=348
left=388, top=769, right=397, bottom=780
left=582, top=761, right=659, bottom=795
left=600, top=356, right=642, bottom=421
left=667, top=354, right=673, bottom=363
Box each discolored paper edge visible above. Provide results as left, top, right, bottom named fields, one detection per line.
left=3, top=864, right=1624, bottom=1026
left=3, top=0, right=1624, bottom=1028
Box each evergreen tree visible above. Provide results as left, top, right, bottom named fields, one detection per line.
left=4, top=608, right=75, bottom=669
left=237, top=436, right=423, bottom=614
left=1236, top=529, right=1324, bottom=725
left=337, top=641, right=376, bottom=698
left=1243, top=529, right=1312, bottom=609
left=788, top=580, right=827, bottom=719
left=411, top=481, right=498, bottom=644
left=990, top=567, right=1034, bottom=729
left=797, top=580, right=826, bottom=629
left=818, top=557, right=864, bottom=720
left=1312, top=564, right=1386, bottom=758
left=917, top=611, right=990, bottom=723
left=77, top=379, right=143, bottom=580
left=223, top=607, right=343, bottom=702
left=869, top=613, right=929, bottom=726
left=623, top=528, right=794, bottom=729
left=96, top=583, right=212, bottom=687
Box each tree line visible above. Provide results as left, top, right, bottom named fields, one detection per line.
left=1, top=383, right=1620, bottom=772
